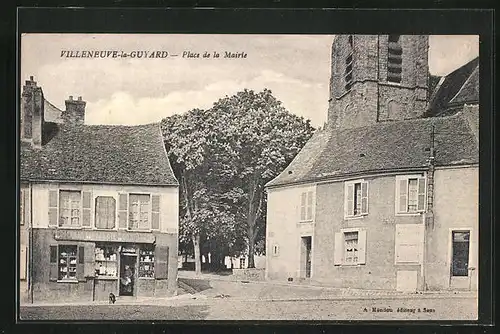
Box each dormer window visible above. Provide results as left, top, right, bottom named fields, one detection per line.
left=345, top=35, right=354, bottom=91
left=387, top=35, right=402, bottom=83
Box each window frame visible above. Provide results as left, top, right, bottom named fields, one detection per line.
left=344, top=179, right=369, bottom=220
left=298, top=188, right=315, bottom=223
left=395, top=175, right=427, bottom=216
left=448, top=228, right=474, bottom=278
left=334, top=227, right=367, bottom=266
left=58, top=189, right=83, bottom=229
left=94, top=195, right=118, bottom=231
left=56, top=244, right=79, bottom=282
left=128, top=192, right=153, bottom=231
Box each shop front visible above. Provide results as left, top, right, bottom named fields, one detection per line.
left=30, top=229, right=176, bottom=303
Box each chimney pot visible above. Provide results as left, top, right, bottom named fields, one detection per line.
left=78, top=96, right=82, bottom=101
left=30, top=76, right=34, bottom=81
left=69, top=95, right=73, bottom=100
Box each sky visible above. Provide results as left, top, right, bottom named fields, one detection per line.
left=21, top=34, right=479, bottom=127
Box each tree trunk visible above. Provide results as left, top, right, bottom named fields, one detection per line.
left=247, top=224, right=256, bottom=268
left=192, top=234, right=201, bottom=276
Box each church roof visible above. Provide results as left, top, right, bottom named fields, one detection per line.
left=21, top=122, right=178, bottom=186
left=428, top=57, right=479, bottom=115
left=266, top=111, right=478, bottom=188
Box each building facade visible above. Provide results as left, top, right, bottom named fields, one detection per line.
left=20, top=77, right=180, bottom=302
left=265, top=35, right=479, bottom=292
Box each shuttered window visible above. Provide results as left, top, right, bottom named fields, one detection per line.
left=129, top=194, right=151, bottom=230
left=345, top=180, right=369, bottom=218
left=95, top=196, right=116, bottom=229
left=334, top=229, right=367, bottom=266
left=299, top=190, right=314, bottom=222
left=59, top=190, right=81, bottom=227
left=396, top=176, right=426, bottom=214
left=387, top=35, right=402, bottom=83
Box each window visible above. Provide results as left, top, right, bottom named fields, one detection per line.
left=344, top=180, right=368, bottom=218
left=344, top=39, right=354, bottom=91
left=344, top=232, right=359, bottom=264
left=58, top=245, right=78, bottom=280
left=139, top=245, right=155, bottom=278
left=334, top=229, right=367, bottom=266
left=452, top=231, right=470, bottom=276
left=387, top=35, right=402, bottom=83
left=299, top=190, right=314, bottom=221
left=396, top=176, right=426, bottom=214
left=240, top=257, right=246, bottom=269
left=59, top=190, right=81, bottom=227
left=129, top=194, right=151, bottom=230
left=95, top=196, right=116, bottom=229
left=95, top=245, right=118, bottom=277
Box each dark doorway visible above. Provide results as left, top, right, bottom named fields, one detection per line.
left=119, top=254, right=136, bottom=296
left=301, top=236, right=312, bottom=278
left=451, top=231, right=470, bottom=277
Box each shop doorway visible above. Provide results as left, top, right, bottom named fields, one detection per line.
left=119, top=254, right=137, bottom=296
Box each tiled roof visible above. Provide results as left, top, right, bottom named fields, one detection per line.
left=266, top=111, right=478, bottom=188
left=428, top=57, right=479, bottom=115
left=21, top=122, right=178, bottom=186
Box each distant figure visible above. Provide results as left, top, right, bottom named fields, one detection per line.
left=120, top=265, right=133, bottom=293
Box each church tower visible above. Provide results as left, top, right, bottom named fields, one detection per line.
left=327, top=35, right=429, bottom=129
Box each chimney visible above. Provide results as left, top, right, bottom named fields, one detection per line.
left=21, top=76, right=45, bottom=147
left=63, top=95, right=86, bottom=125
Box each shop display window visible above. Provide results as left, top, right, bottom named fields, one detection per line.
left=139, top=245, right=155, bottom=278
left=58, top=245, right=78, bottom=280
left=95, top=245, right=118, bottom=277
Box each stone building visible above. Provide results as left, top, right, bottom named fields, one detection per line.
left=20, top=76, right=179, bottom=302
left=265, top=35, right=479, bottom=292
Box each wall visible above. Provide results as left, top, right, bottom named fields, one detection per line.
left=425, top=166, right=479, bottom=291
left=31, top=182, right=178, bottom=234
left=26, top=181, right=179, bottom=302
left=266, top=184, right=316, bottom=281
left=314, top=174, right=424, bottom=289
left=30, top=228, right=178, bottom=302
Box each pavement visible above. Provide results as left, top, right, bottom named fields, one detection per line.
left=20, top=271, right=478, bottom=307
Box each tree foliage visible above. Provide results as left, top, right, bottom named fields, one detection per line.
left=162, top=89, right=314, bottom=272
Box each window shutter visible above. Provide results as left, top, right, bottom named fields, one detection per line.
left=23, top=189, right=30, bottom=226
left=151, top=194, right=161, bottom=230
left=306, top=191, right=313, bottom=220
left=118, top=193, right=128, bottom=229
left=155, top=245, right=169, bottom=279
left=334, top=232, right=343, bottom=265
left=361, top=182, right=369, bottom=215
left=300, top=192, right=306, bottom=221
left=398, top=179, right=407, bottom=213
left=48, top=190, right=58, bottom=227
left=77, top=246, right=85, bottom=281
left=358, top=230, right=367, bottom=264
left=345, top=184, right=354, bottom=217
left=417, top=177, right=426, bottom=212
left=82, top=191, right=92, bottom=228
left=49, top=245, right=58, bottom=281
left=83, top=243, right=95, bottom=278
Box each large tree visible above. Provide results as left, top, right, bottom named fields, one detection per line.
left=206, top=89, right=315, bottom=267
left=162, top=89, right=314, bottom=272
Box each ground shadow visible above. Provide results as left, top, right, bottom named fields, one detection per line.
left=178, top=278, right=212, bottom=293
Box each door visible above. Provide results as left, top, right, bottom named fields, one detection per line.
left=301, top=236, right=312, bottom=278
left=450, top=230, right=471, bottom=290
left=119, top=254, right=137, bottom=296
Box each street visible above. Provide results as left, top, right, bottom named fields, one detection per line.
left=20, top=296, right=477, bottom=321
